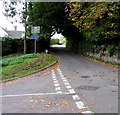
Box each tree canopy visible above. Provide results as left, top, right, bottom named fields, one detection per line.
left=3, top=1, right=120, bottom=56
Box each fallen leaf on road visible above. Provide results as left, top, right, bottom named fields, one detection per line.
left=30, top=106, right=36, bottom=109
left=61, top=101, right=69, bottom=107
left=29, top=100, right=34, bottom=103
left=29, top=99, right=37, bottom=103
left=110, top=108, right=112, bottom=110
left=31, top=97, right=37, bottom=99
left=46, top=102, right=56, bottom=107
left=112, top=79, right=115, bottom=81
left=37, top=99, right=45, bottom=102
left=78, top=110, right=86, bottom=112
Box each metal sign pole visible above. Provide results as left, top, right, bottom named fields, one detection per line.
left=34, top=39, right=37, bottom=54
left=31, top=26, right=40, bottom=54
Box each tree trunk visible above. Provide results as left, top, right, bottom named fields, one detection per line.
left=24, top=2, right=27, bottom=54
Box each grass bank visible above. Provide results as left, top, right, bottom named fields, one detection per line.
left=1, top=53, right=57, bottom=81
left=83, top=55, right=120, bottom=69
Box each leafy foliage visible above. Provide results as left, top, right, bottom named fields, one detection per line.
left=28, top=2, right=67, bottom=39
left=67, top=2, right=120, bottom=55
left=3, top=2, right=120, bottom=56
left=50, top=38, right=59, bottom=45
left=2, top=54, right=35, bottom=66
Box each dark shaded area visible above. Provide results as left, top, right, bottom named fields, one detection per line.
left=2, top=37, right=50, bottom=56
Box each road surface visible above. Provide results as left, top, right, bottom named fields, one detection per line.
left=1, top=46, right=118, bottom=114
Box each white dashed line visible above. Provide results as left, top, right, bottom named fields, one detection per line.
left=51, top=70, right=62, bottom=93
left=63, top=79, right=68, bottom=82
left=68, top=89, right=76, bottom=94
left=54, top=84, right=60, bottom=87
left=65, top=82, right=70, bottom=86
left=66, top=85, right=72, bottom=89
left=57, top=67, right=93, bottom=113
left=76, top=101, right=86, bottom=109
left=55, top=87, right=61, bottom=91
left=54, top=81, right=58, bottom=83
left=72, top=95, right=80, bottom=100
left=61, top=77, right=66, bottom=80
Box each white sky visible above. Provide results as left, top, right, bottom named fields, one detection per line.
left=0, top=1, right=25, bottom=31
left=51, top=33, right=64, bottom=39
left=0, top=1, right=64, bottom=38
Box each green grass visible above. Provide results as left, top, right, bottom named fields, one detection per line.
left=1, top=53, right=57, bottom=81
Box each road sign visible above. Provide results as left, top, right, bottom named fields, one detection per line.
left=32, top=33, right=39, bottom=39
left=31, top=26, right=40, bottom=33
left=31, top=26, right=40, bottom=54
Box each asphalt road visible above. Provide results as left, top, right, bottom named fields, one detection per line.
left=1, top=46, right=119, bottom=114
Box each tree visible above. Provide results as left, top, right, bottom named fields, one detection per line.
left=3, top=0, right=28, bottom=54
left=27, top=2, right=82, bottom=49
left=67, top=2, right=120, bottom=55
left=28, top=2, right=67, bottom=38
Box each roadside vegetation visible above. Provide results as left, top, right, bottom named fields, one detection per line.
left=1, top=53, right=57, bottom=81
left=2, top=2, right=119, bottom=71
left=50, top=38, right=59, bottom=45
left=84, top=55, right=120, bottom=66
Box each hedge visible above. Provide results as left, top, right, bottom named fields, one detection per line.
left=1, top=36, right=50, bottom=56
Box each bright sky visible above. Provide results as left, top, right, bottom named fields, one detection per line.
left=51, top=33, right=64, bottom=39
left=0, top=1, right=64, bottom=38
left=0, top=1, right=24, bottom=31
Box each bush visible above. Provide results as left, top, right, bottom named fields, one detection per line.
left=50, top=38, right=59, bottom=45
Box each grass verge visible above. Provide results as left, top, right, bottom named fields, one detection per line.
left=83, top=55, right=120, bottom=69
left=1, top=53, right=57, bottom=81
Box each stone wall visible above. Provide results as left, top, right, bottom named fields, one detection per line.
left=86, top=52, right=119, bottom=64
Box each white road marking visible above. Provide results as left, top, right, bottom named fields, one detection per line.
left=65, top=82, right=70, bottom=86
left=64, top=81, right=69, bottom=84
left=54, top=81, right=58, bottom=83
left=1, top=92, right=71, bottom=97
left=57, top=68, right=93, bottom=113
left=63, top=79, right=68, bottom=82
left=69, top=89, right=76, bottom=94
left=61, top=77, right=66, bottom=80
left=53, top=78, right=57, bottom=81
left=55, top=87, right=61, bottom=91
left=81, top=111, right=93, bottom=113
left=76, top=101, right=86, bottom=109
left=60, top=74, right=64, bottom=77
left=57, top=91, right=62, bottom=94
left=51, top=70, right=62, bottom=93
left=66, top=85, right=72, bottom=89
left=55, top=84, right=59, bottom=87
left=52, top=74, right=55, bottom=77
left=72, top=95, right=80, bottom=100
